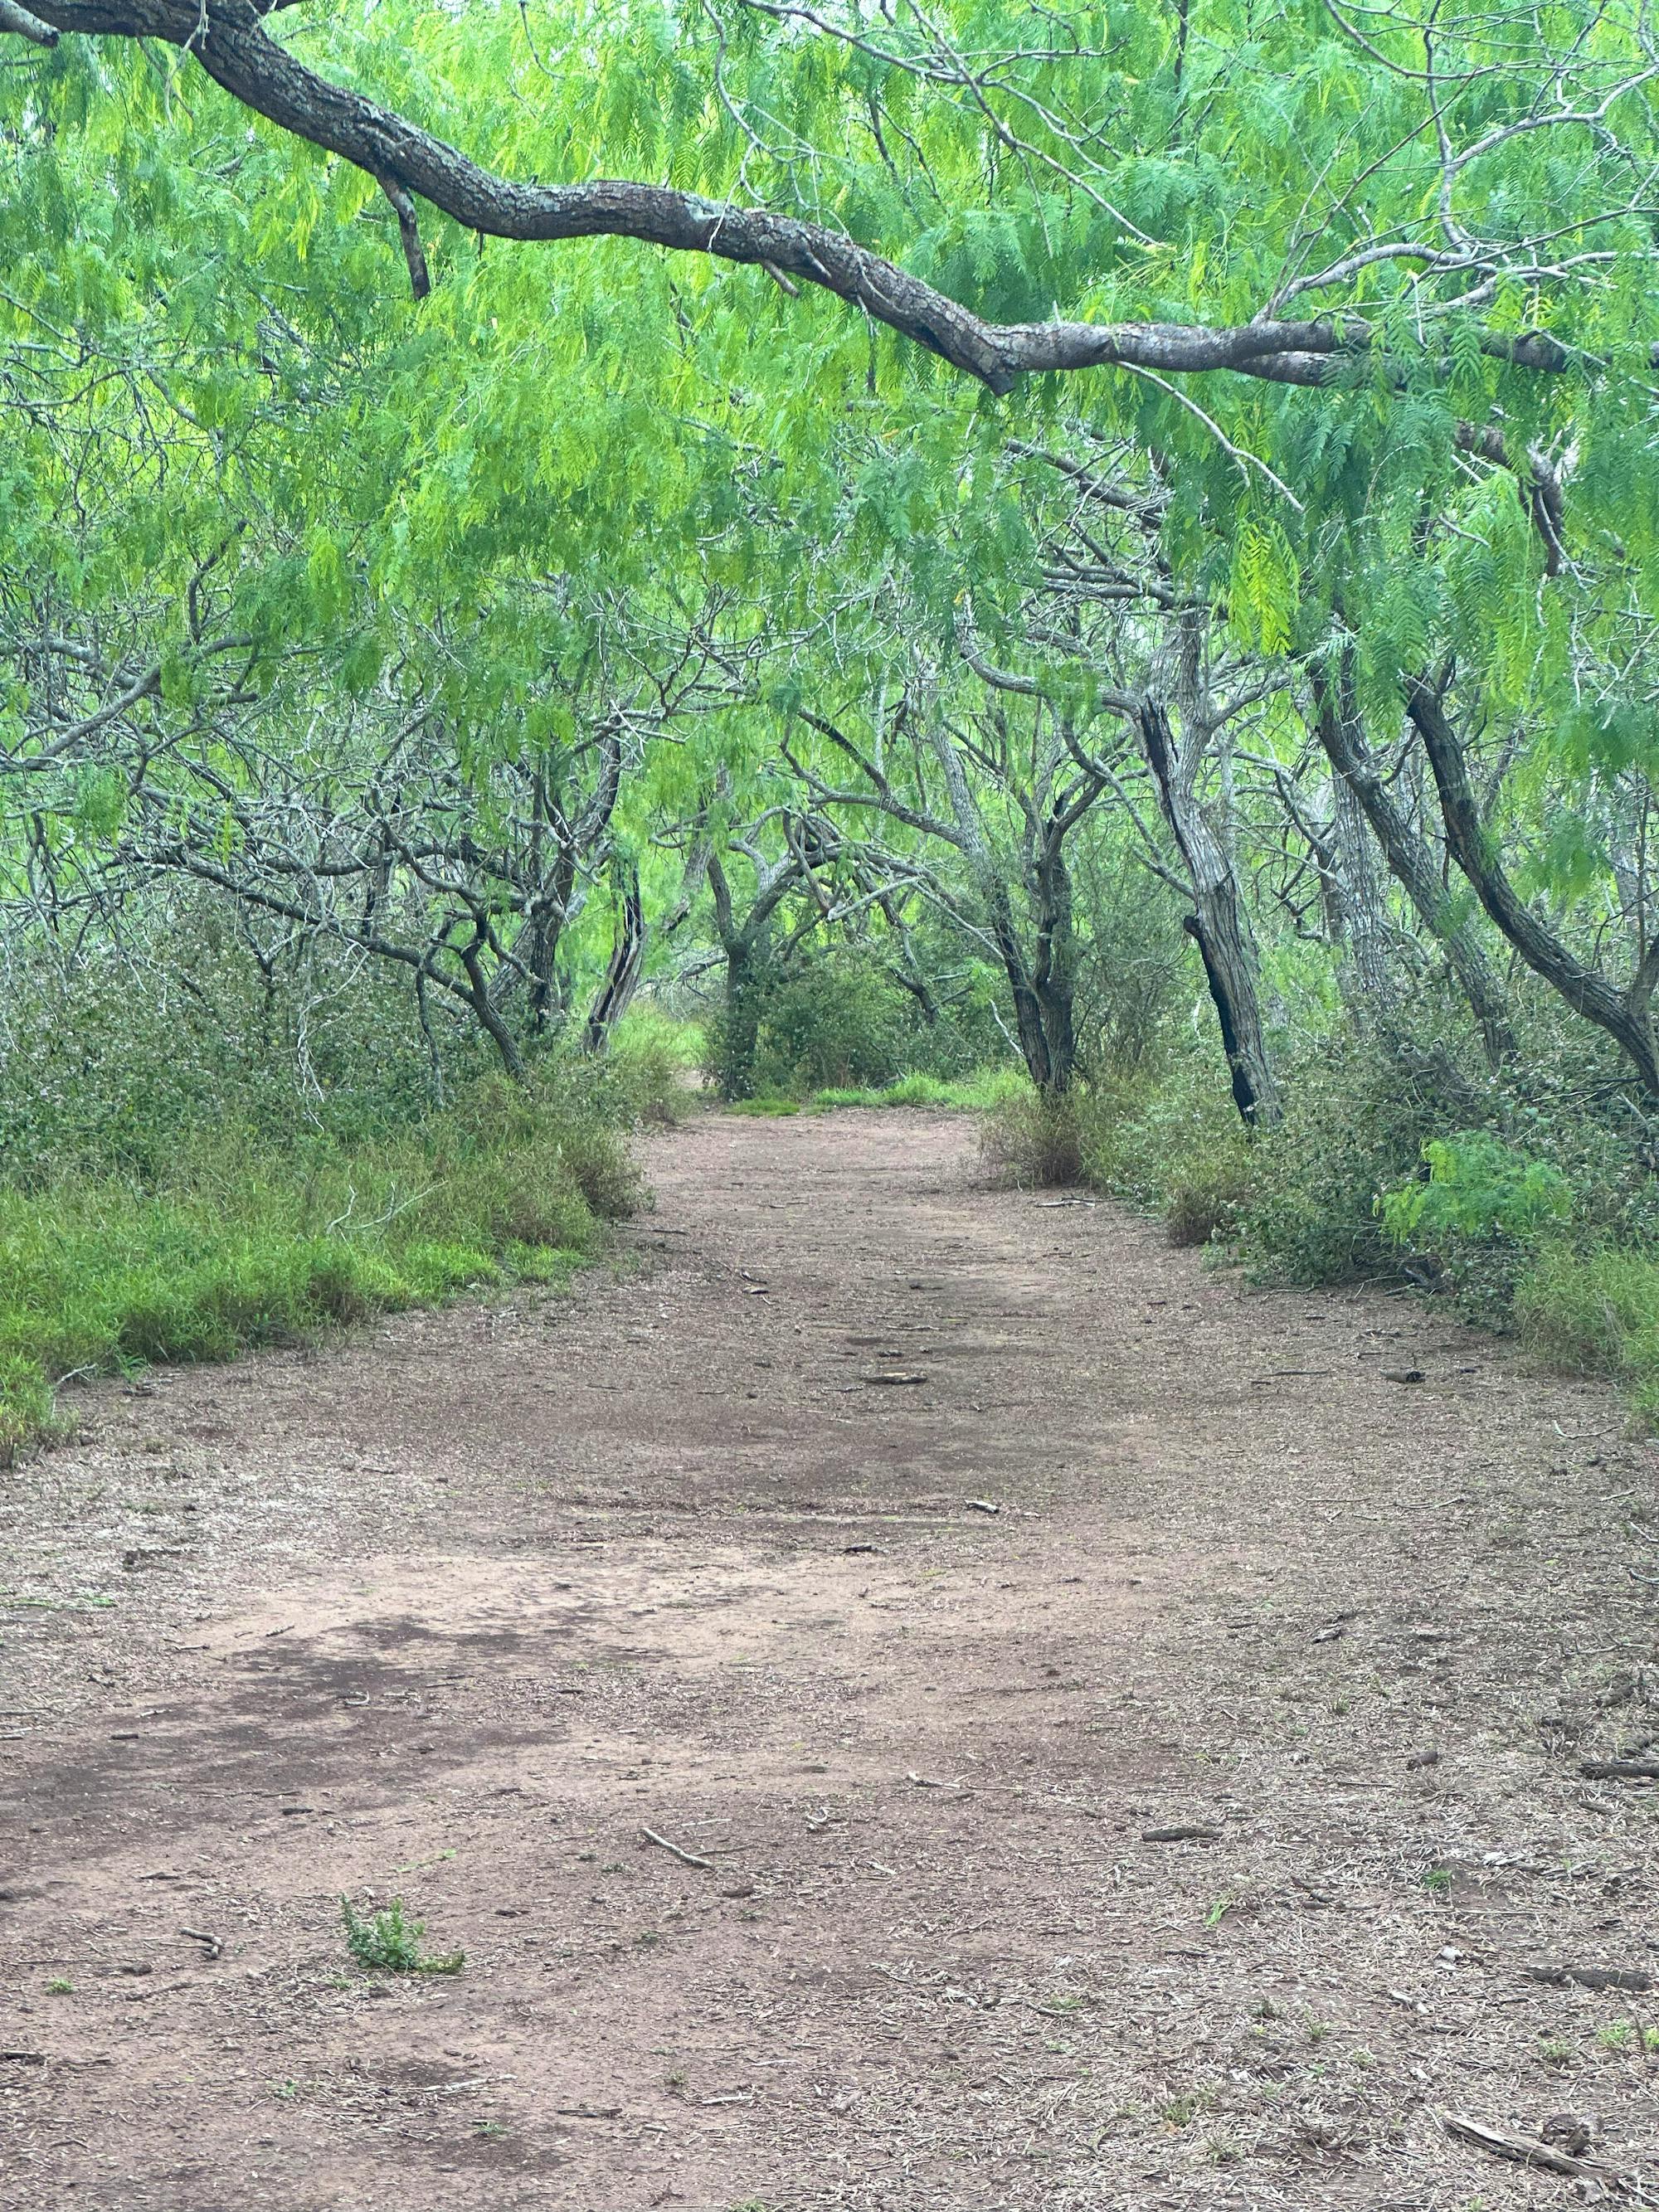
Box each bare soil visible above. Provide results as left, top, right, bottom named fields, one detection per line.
left=4, top=1106, right=1659, bottom=2210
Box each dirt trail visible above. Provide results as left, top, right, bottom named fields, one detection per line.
left=3, top=1109, right=1658, bottom=2210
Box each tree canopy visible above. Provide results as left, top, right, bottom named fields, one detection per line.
left=2, top=0, right=1658, bottom=1125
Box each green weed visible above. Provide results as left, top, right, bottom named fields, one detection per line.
left=339, top=1896, right=465, bottom=1976
left=810, top=1067, right=1024, bottom=1112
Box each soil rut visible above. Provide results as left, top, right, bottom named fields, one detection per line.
left=2, top=1108, right=1658, bottom=2210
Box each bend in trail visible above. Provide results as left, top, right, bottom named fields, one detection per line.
left=2, top=1110, right=1657, bottom=2210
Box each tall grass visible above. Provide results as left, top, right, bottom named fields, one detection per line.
left=1516, top=1244, right=1659, bottom=1422
left=0, top=1069, right=643, bottom=1463
left=810, top=1067, right=1025, bottom=1112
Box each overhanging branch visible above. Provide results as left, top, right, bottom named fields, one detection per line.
left=9, top=0, right=1642, bottom=397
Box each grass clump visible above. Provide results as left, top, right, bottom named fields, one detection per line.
left=980, top=1087, right=1085, bottom=1186
left=810, top=1067, right=1025, bottom=1112
left=0, top=1065, right=642, bottom=1463
left=603, top=1008, right=704, bottom=1125
left=1515, top=1244, right=1659, bottom=1421
left=340, top=1896, right=465, bottom=1976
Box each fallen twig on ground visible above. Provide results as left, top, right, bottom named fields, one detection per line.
left=1439, top=2111, right=1658, bottom=2200
left=640, top=1826, right=715, bottom=1870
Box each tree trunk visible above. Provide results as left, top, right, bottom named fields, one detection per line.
left=583, top=862, right=646, bottom=1053
left=1030, top=828, right=1078, bottom=1093
left=1311, top=667, right=1515, bottom=1067
left=925, top=719, right=1075, bottom=1095
left=1407, top=678, right=1659, bottom=1096
left=1331, top=773, right=1398, bottom=1011
left=458, top=932, right=526, bottom=1080
left=1138, top=698, right=1280, bottom=1125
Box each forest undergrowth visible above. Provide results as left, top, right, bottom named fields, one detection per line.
left=7, top=940, right=1657, bottom=1460
left=0, top=964, right=688, bottom=1460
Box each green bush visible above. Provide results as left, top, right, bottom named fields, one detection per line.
left=0, top=926, right=465, bottom=1183
left=1380, top=1132, right=1573, bottom=1245
left=340, top=1896, right=465, bottom=1976
left=603, top=1008, right=703, bottom=1123
left=1378, top=1131, right=1574, bottom=1321
left=706, top=947, right=1014, bottom=1101
left=752, top=955, right=910, bottom=1095
left=980, top=1087, right=1085, bottom=1187
left=1165, top=1146, right=1261, bottom=1248
left=1078, top=1048, right=1258, bottom=1234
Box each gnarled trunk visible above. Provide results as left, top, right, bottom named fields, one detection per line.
left=1311, top=666, right=1515, bottom=1067
left=1138, top=697, right=1279, bottom=1125
left=1407, top=678, right=1659, bottom=1096
left=583, top=862, right=646, bottom=1053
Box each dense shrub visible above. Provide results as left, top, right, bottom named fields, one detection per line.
left=1062, top=1000, right=1659, bottom=1423
left=601, top=1008, right=703, bottom=1123
left=748, top=954, right=909, bottom=1095
left=980, top=1087, right=1085, bottom=1187
left=705, top=944, right=1019, bottom=1101
left=1377, top=1131, right=1573, bottom=1322
left=0, top=924, right=463, bottom=1183
left=705, top=961, right=774, bottom=1102
left=1076, top=1045, right=1253, bottom=1229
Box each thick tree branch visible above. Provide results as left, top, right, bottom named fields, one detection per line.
left=1406, top=677, right=1659, bottom=1095
left=10, top=0, right=1642, bottom=396
left=0, top=0, right=56, bottom=41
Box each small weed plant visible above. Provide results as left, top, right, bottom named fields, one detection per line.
left=339, top=1895, right=465, bottom=1976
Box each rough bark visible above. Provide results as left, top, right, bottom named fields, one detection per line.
left=1137, top=697, right=1280, bottom=1125
left=1406, top=678, right=1659, bottom=1096
left=1029, top=829, right=1079, bottom=1095
left=1311, top=668, right=1516, bottom=1067
left=583, top=862, right=646, bottom=1053
left=1330, top=771, right=1398, bottom=1011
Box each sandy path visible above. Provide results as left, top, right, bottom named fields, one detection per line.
left=2, top=1107, right=1657, bottom=2210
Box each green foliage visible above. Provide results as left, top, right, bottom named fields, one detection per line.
left=339, top=1897, right=465, bottom=1976
left=752, top=955, right=911, bottom=1096
left=1516, top=1245, right=1659, bottom=1421
left=1379, top=1131, right=1576, bottom=1323
left=1072, top=1001, right=1659, bottom=1425
left=1078, top=1048, right=1255, bottom=1229
left=1380, top=1134, right=1573, bottom=1246
left=1233, top=1038, right=1478, bottom=1286
left=708, top=949, right=1006, bottom=1101
left=604, top=1009, right=705, bottom=1125
left=707, top=961, right=776, bottom=1104
left=4, top=0, right=1659, bottom=1456
left=0, top=1068, right=638, bottom=1462
left=810, top=1067, right=1024, bottom=1111
left=0, top=934, right=462, bottom=1184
